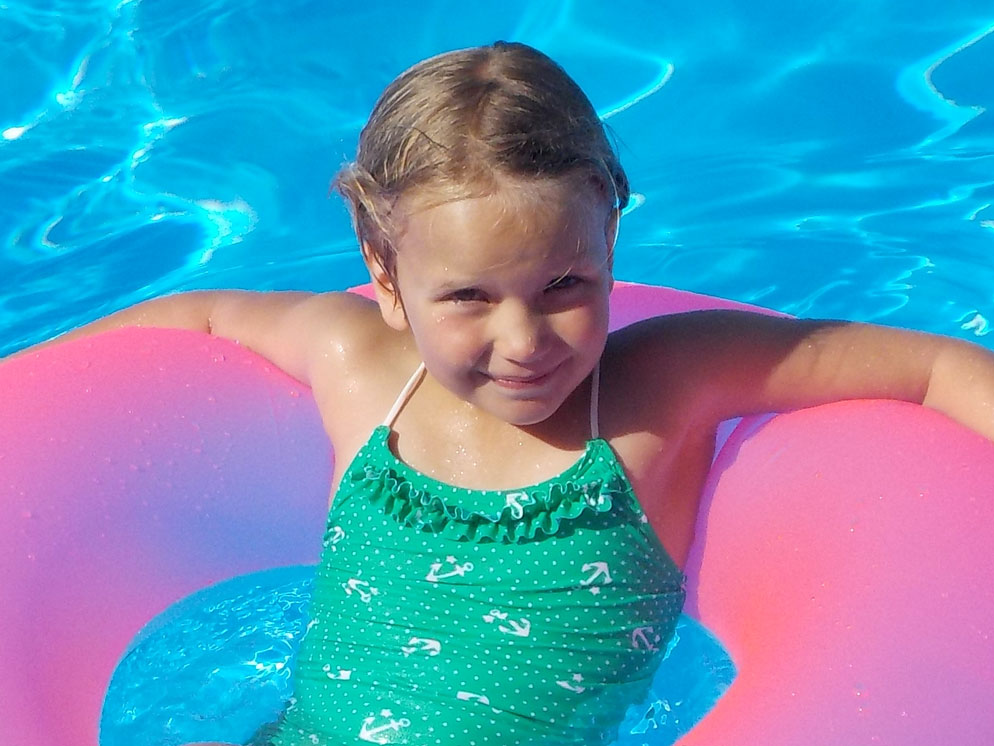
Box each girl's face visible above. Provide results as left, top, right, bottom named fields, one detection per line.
left=369, top=178, right=617, bottom=426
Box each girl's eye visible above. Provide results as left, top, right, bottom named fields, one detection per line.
left=446, top=288, right=487, bottom=303
left=546, top=275, right=582, bottom=292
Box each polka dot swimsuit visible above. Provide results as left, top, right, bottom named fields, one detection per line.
left=270, top=364, right=686, bottom=746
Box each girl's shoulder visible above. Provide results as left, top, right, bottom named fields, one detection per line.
left=601, top=309, right=806, bottom=435
left=218, top=289, right=402, bottom=383
left=601, top=313, right=712, bottom=438
left=297, top=291, right=421, bottom=452
left=302, top=290, right=398, bottom=356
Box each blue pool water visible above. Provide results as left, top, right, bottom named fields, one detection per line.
left=1, top=1, right=992, bottom=358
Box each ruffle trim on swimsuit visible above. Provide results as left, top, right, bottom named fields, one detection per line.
left=342, top=426, right=639, bottom=544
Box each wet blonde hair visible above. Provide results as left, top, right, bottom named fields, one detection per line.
left=333, top=41, right=630, bottom=279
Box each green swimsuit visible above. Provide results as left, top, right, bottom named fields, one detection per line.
left=270, top=364, right=686, bottom=746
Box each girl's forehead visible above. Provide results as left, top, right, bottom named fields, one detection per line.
left=397, top=178, right=609, bottom=251
left=399, top=193, right=607, bottom=278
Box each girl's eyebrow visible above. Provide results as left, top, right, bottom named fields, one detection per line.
left=431, top=279, right=483, bottom=295
left=428, top=247, right=601, bottom=291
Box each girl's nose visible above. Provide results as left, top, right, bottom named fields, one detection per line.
left=492, top=302, right=544, bottom=363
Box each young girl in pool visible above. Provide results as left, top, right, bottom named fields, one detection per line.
left=28, top=41, right=994, bottom=746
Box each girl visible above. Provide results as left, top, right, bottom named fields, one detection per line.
left=18, top=41, right=994, bottom=746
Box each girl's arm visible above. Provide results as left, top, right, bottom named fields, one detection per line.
left=626, top=311, right=994, bottom=442
left=4, top=290, right=377, bottom=388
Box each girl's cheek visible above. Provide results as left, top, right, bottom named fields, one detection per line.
left=432, top=309, right=463, bottom=329
left=431, top=313, right=482, bottom=351
left=557, top=300, right=607, bottom=336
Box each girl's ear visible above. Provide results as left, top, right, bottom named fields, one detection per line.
left=361, top=242, right=409, bottom=331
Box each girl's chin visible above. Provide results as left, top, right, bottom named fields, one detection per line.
left=476, top=389, right=571, bottom=427
left=431, top=366, right=584, bottom=425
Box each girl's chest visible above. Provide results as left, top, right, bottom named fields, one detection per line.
left=315, top=362, right=709, bottom=570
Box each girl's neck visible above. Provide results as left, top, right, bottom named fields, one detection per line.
left=391, top=365, right=596, bottom=458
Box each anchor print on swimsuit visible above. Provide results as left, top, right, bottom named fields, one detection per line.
left=456, top=691, right=503, bottom=715
left=359, top=710, right=413, bottom=744
left=557, top=673, right=587, bottom=693
left=323, top=524, right=346, bottom=550
left=482, top=608, right=532, bottom=637
left=631, top=626, right=664, bottom=653
left=503, top=491, right=535, bottom=519
left=342, top=574, right=380, bottom=603
left=579, top=560, right=613, bottom=595
left=322, top=665, right=353, bottom=681
left=425, top=555, right=475, bottom=583
left=401, top=637, right=442, bottom=657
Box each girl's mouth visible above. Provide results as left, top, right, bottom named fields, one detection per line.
left=487, top=363, right=562, bottom=390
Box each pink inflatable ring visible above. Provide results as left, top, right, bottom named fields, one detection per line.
left=2, top=282, right=993, bottom=745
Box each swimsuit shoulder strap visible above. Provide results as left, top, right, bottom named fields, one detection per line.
left=590, top=362, right=601, bottom=440
left=382, top=361, right=427, bottom=428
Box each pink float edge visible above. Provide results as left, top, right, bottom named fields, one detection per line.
left=0, top=281, right=991, bottom=746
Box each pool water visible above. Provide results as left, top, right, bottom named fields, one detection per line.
left=1, top=1, right=992, bottom=358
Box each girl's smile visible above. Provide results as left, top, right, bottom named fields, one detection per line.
left=485, top=363, right=562, bottom=389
